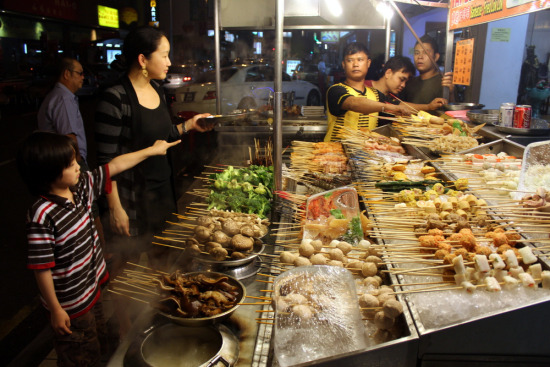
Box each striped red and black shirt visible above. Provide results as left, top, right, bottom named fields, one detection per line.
left=26, top=165, right=112, bottom=318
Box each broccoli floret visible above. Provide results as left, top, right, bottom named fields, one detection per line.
left=227, top=192, right=247, bottom=212
left=214, top=179, right=227, bottom=190
left=241, top=182, right=254, bottom=193
left=254, top=183, right=267, bottom=195
left=217, top=166, right=233, bottom=181
left=247, top=195, right=271, bottom=218
left=227, top=179, right=241, bottom=190
left=207, top=191, right=228, bottom=210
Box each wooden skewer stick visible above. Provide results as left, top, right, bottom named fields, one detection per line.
left=126, top=262, right=168, bottom=275
left=108, top=289, right=150, bottom=304
left=247, top=295, right=272, bottom=300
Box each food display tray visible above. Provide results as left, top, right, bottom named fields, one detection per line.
left=358, top=132, right=550, bottom=363
left=496, top=125, right=550, bottom=136
left=268, top=184, right=419, bottom=367
left=466, top=109, right=499, bottom=125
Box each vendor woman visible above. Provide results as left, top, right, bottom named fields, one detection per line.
left=324, top=42, right=412, bottom=142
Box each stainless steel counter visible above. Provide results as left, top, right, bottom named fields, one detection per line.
left=107, top=122, right=550, bottom=367
left=365, top=124, right=550, bottom=366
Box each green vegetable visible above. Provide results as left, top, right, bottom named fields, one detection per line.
left=214, top=179, right=227, bottom=190
left=241, top=182, right=254, bottom=192
left=227, top=179, right=241, bottom=190
left=342, top=216, right=363, bottom=244
left=330, top=209, right=345, bottom=219
left=255, top=183, right=267, bottom=195
left=206, top=164, right=274, bottom=218
left=452, top=121, right=463, bottom=132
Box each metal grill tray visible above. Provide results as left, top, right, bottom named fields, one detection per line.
left=496, top=125, right=550, bottom=136
left=466, top=109, right=499, bottom=125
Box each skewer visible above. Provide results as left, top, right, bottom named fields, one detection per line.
left=246, top=295, right=272, bottom=301
left=126, top=262, right=169, bottom=275
left=107, top=289, right=150, bottom=304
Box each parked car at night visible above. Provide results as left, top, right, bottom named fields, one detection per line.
left=292, top=63, right=319, bottom=85
left=170, top=65, right=322, bottom=116
left=163, top=64, right=205, bottom=90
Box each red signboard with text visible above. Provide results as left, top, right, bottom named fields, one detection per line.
left=4, top=0, right=78, bottom=21
left=449, top=0, right=550, bottom=30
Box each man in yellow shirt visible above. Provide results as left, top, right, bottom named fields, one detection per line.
left=325, top=42, right=412, bottom=142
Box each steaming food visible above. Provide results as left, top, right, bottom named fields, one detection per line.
left=154, top=271, right=242, bottom=318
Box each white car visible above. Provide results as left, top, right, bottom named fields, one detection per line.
left=163, top=65, right=201, bottom=90
left=170, top=65, right=322, bottom=116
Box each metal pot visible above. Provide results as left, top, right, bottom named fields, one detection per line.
left=444, top=102, right=485, bottom=111
left=124, top=322, right=239, bottom=367
left=156, top=271, right=246, bottom=327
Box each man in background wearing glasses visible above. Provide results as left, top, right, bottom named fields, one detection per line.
left=38, top=57, right=88, bottom=164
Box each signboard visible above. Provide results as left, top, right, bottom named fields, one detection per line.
left=98, top=5, right=119, bottom=28
left=449, top=0, right=550, bottom=30
left=490, top=27, right=511, bottom=42
left=150, top=0, right=159, bottom=27
left=4, top=0, right=78, bottom=21
left=320, top=31, right=340, bottom=43
left=453, top=38, right=474, bottom=86
left=286, top=60, right=301, bottom=75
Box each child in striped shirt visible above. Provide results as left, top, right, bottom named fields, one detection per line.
left=17, top=131, right=179, bottom=366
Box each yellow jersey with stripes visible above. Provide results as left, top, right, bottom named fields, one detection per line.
left=324, top=83, right=380, bottom=142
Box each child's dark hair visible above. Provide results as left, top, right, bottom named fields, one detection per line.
left=123, top=26, right=167, bottom=69
left=382, top=56, right=415, bottom=76
left=343, top=42, right=370, bottom=58
left=17, top=132, right=77, bottom=196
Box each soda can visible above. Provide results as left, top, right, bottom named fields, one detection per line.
left=499, top=103, right=515, bottom=127
left=513, top=105, right=531, bottom=129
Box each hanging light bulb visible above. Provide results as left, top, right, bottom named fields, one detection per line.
left=325, top=0, right=343, bottom=17
left=375, top=0, right=394, bottom=20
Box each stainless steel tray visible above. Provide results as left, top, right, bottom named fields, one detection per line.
left=466, top=109, right=499, bottom=125
left=496, top=125, right=550, bottom=136
left=456, top=138, right=525, bottom=158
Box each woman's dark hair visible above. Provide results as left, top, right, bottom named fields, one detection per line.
left=17, top=132, right=77, bottom=196
left=343, top=42, right=370, bottom=58
left=382, top=56, right=415, bottom=76
left=123, top=26, right=167, bottom=69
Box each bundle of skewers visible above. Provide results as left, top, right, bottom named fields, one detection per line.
left=108, top=264, right=245, bottom=319
left=433, top=152, right=522, bottom=199
left=285, top=140, right=352, bottom=194
left=268, top=186, right=411, bottom=346
left=289, top=140, right=350, bottom=175
left=249, top=137, right=273, bottom=167
left=358, top=175, right=550, bottom=329
left=153, top=208, right=270, bottom=263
